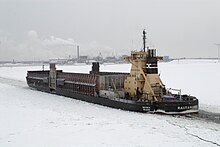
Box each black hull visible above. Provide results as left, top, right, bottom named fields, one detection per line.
left=27, top=84, right=199, bottom=114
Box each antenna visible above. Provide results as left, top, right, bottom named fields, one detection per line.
left=214, top=43, right=220, bottom=62
left=143, top=29, right=146, bottom=52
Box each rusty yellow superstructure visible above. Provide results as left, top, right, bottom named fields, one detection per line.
left=124, top=30, right=165, bottom=101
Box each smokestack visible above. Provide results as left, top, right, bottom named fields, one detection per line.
left=77, top=45, right=80, bottom=62
left=90, top=62, right=100, bottom=74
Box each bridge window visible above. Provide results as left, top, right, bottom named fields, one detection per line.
left=133, top=54, right=143, bottom=58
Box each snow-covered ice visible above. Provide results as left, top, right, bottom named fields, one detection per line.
left=0, top=60, right=220, bottom=146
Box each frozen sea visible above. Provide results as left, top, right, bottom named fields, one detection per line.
left=0, top=60, right=220, bottom=146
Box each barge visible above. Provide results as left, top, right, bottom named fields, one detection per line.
left=26, top=30, right=198, bottom=114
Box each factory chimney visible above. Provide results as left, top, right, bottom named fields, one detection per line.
left=77, top=45, right=80, bottom=62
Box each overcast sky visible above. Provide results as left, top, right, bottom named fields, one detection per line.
left=0, top=0, right=220, bottom=61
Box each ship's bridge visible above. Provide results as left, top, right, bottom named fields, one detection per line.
left=130, top=51, right=147, bottom=60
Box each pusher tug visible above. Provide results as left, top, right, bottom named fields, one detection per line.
left=26, top=30, right=199, bottom=114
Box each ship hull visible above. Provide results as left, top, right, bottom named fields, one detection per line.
left=27, top=83, right=198, bottom=114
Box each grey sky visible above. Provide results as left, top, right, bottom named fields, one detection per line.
left=0, top=0, right=220, bottom=61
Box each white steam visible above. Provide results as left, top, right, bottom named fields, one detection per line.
left=0, top=30, right=116, bottom=61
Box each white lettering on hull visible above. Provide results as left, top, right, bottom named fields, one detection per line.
left=177, top=105, right=197, bottom=110
left=142, top=106, right=150, bottom=111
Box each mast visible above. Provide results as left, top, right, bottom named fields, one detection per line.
left=143, top=29, right=146, bottom=52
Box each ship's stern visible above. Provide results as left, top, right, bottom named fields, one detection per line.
left=155, top=96, right=199, bottom=114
